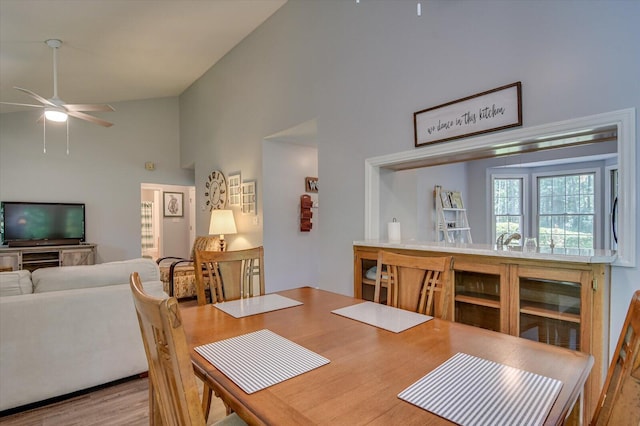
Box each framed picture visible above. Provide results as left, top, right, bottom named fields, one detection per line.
left=163, top=192, right=183, bottom=217
left=450, top=191, right=464, bottom=209
left=305, top=177, right=318, bottom=193
left=440, top=191, right=452, bottom=208
left=228, top=172, right=242, bottom=206
left=241, top=180, right=257, bottom=215
left=414, top=82, right=522, bottom=147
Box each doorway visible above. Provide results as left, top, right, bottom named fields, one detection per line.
left=262, top=119, right=319, bottom=292
left=140, top=183, right=195, bottom=261
left=141, top=188, right=161, bottom=260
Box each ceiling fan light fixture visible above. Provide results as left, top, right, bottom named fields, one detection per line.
left=1, top=38, right=113, bottom=128
left=44, top=107, right=68, bottom=122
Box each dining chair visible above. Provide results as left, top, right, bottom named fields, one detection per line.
left=373, top=250, right=453, bottom=319
left=129, top=272, right=246, bottom=426
left=591, top=290, right=640, bottom=425
left=157, top=235, right=220, bottom=298
left=194, top=246, right=265, bottom=306
left=192, top=246, right=265, bottom=418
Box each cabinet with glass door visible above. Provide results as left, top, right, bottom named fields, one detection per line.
left=513, top=266, right=590, bottom=351
left=453, top=260, right=508, bottom=333
left=510, top=264, right=599, bottom=422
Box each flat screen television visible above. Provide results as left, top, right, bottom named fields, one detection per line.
left=0, top=202, right=86, bottom=247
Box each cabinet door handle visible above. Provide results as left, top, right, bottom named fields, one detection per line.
left=611, top=197, right=618, bottom=244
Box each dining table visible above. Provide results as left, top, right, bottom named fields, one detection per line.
left=180, top=287, right=594, bottom=425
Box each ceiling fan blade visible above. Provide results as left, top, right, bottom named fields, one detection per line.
left=14, top=87, right=57, bottom=107
left=67, top=110, right=113, bottom=127
left=0, top=101, right=44, bottom=108
left=64, top=103, right=115, bottom=112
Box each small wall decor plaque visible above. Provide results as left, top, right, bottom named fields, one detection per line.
left=305, top=177, right=318, bottom=193
left=228, top=172, right=242, bottom=207
left=414, top=82, right=522, bottom=147
left=241, top=180, right=257, bottom=215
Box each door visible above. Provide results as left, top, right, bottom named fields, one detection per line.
left=511, top=266, right=591, bottom=352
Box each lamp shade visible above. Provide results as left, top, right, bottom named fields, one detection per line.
left=209, top=209, right=237, bottom=236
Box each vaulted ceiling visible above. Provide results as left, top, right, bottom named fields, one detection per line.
left=0, top=0, right=287, bottom=114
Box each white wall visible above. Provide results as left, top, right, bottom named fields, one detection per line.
left=179, top=0, right=639, bottom=354
left=263, top=140, right=318, bottom=292
left=0, top=97, right=193, bottom=262
left=378, top=163, right=468, bottom=243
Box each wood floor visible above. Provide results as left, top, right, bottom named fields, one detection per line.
left=0, top=376, right=227, bottom=426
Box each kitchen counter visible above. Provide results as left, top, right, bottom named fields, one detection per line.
left=353, top=239, right=617, bottom=264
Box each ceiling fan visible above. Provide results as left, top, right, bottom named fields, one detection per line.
left=1, top=39, right=114, bottom=127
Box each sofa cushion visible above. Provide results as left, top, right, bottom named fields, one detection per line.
left=0, top=270, right=33, bottom=296
left=32, top=258, right=160, bottom=293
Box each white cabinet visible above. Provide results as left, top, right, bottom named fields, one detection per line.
left=0, top=244, right=97, bottom=271
left=0, top=252, right=20, bottom=271
left=61, top=248, right=95, bottom=266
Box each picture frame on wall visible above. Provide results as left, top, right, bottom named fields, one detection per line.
left=241, top=180, right=257, bottom=215
left=414, top=82, right=522, bottom=147
left=163, top=192, right=183, bottom=217
left=228, top=172, right=242, bottom=206
left=305, top=177, right=318, bottom=193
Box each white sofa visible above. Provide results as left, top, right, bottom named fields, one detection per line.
left=0, top=258, right=164, bottom=412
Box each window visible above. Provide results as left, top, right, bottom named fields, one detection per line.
left=492, top=176, right=524, bottom=244
left=536, top=172, right=596, bottom=250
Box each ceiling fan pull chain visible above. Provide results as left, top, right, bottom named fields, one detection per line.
left=43, top=116, right=46, bottom=153
left=66, top=119, right=70, bottom=155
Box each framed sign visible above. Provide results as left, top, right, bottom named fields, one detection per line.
left=305, top=177, right=318, bottom=193
left=163, top=192, right=183, bottom=217
left=414, top=82, right=522, bottom=147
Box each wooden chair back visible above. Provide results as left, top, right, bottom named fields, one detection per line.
left=194, top=246, right=265, bottom=306
left=129, top=272, right=206, bottom=426
left=374, top=251, right=453, bottom=319
left=591, top=290, right=640, bottom=425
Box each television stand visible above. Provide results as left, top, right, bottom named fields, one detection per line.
left=0, top=244, right=96, bottom=272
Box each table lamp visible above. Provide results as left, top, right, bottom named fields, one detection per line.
left=209, top=209, right=237, bottom=251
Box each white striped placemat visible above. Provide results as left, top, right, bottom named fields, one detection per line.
left=331, top=301, right=432, bottom=333
left=213, top=294, right=302, bottom=318
left=398, top=352, right=563, bottom=426
left=195, top=329, right=330, bottom=394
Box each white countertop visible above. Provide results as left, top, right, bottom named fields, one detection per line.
left=354, top=239, right=617, bottom=264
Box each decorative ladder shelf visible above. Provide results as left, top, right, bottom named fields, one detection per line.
left=435, top=185, right=472, bottom=244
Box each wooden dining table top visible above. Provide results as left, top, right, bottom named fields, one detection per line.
left=180, top=287, right=593, bottom=425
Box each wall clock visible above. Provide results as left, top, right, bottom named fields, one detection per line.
left=205, top=170, right=227, bottom=210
